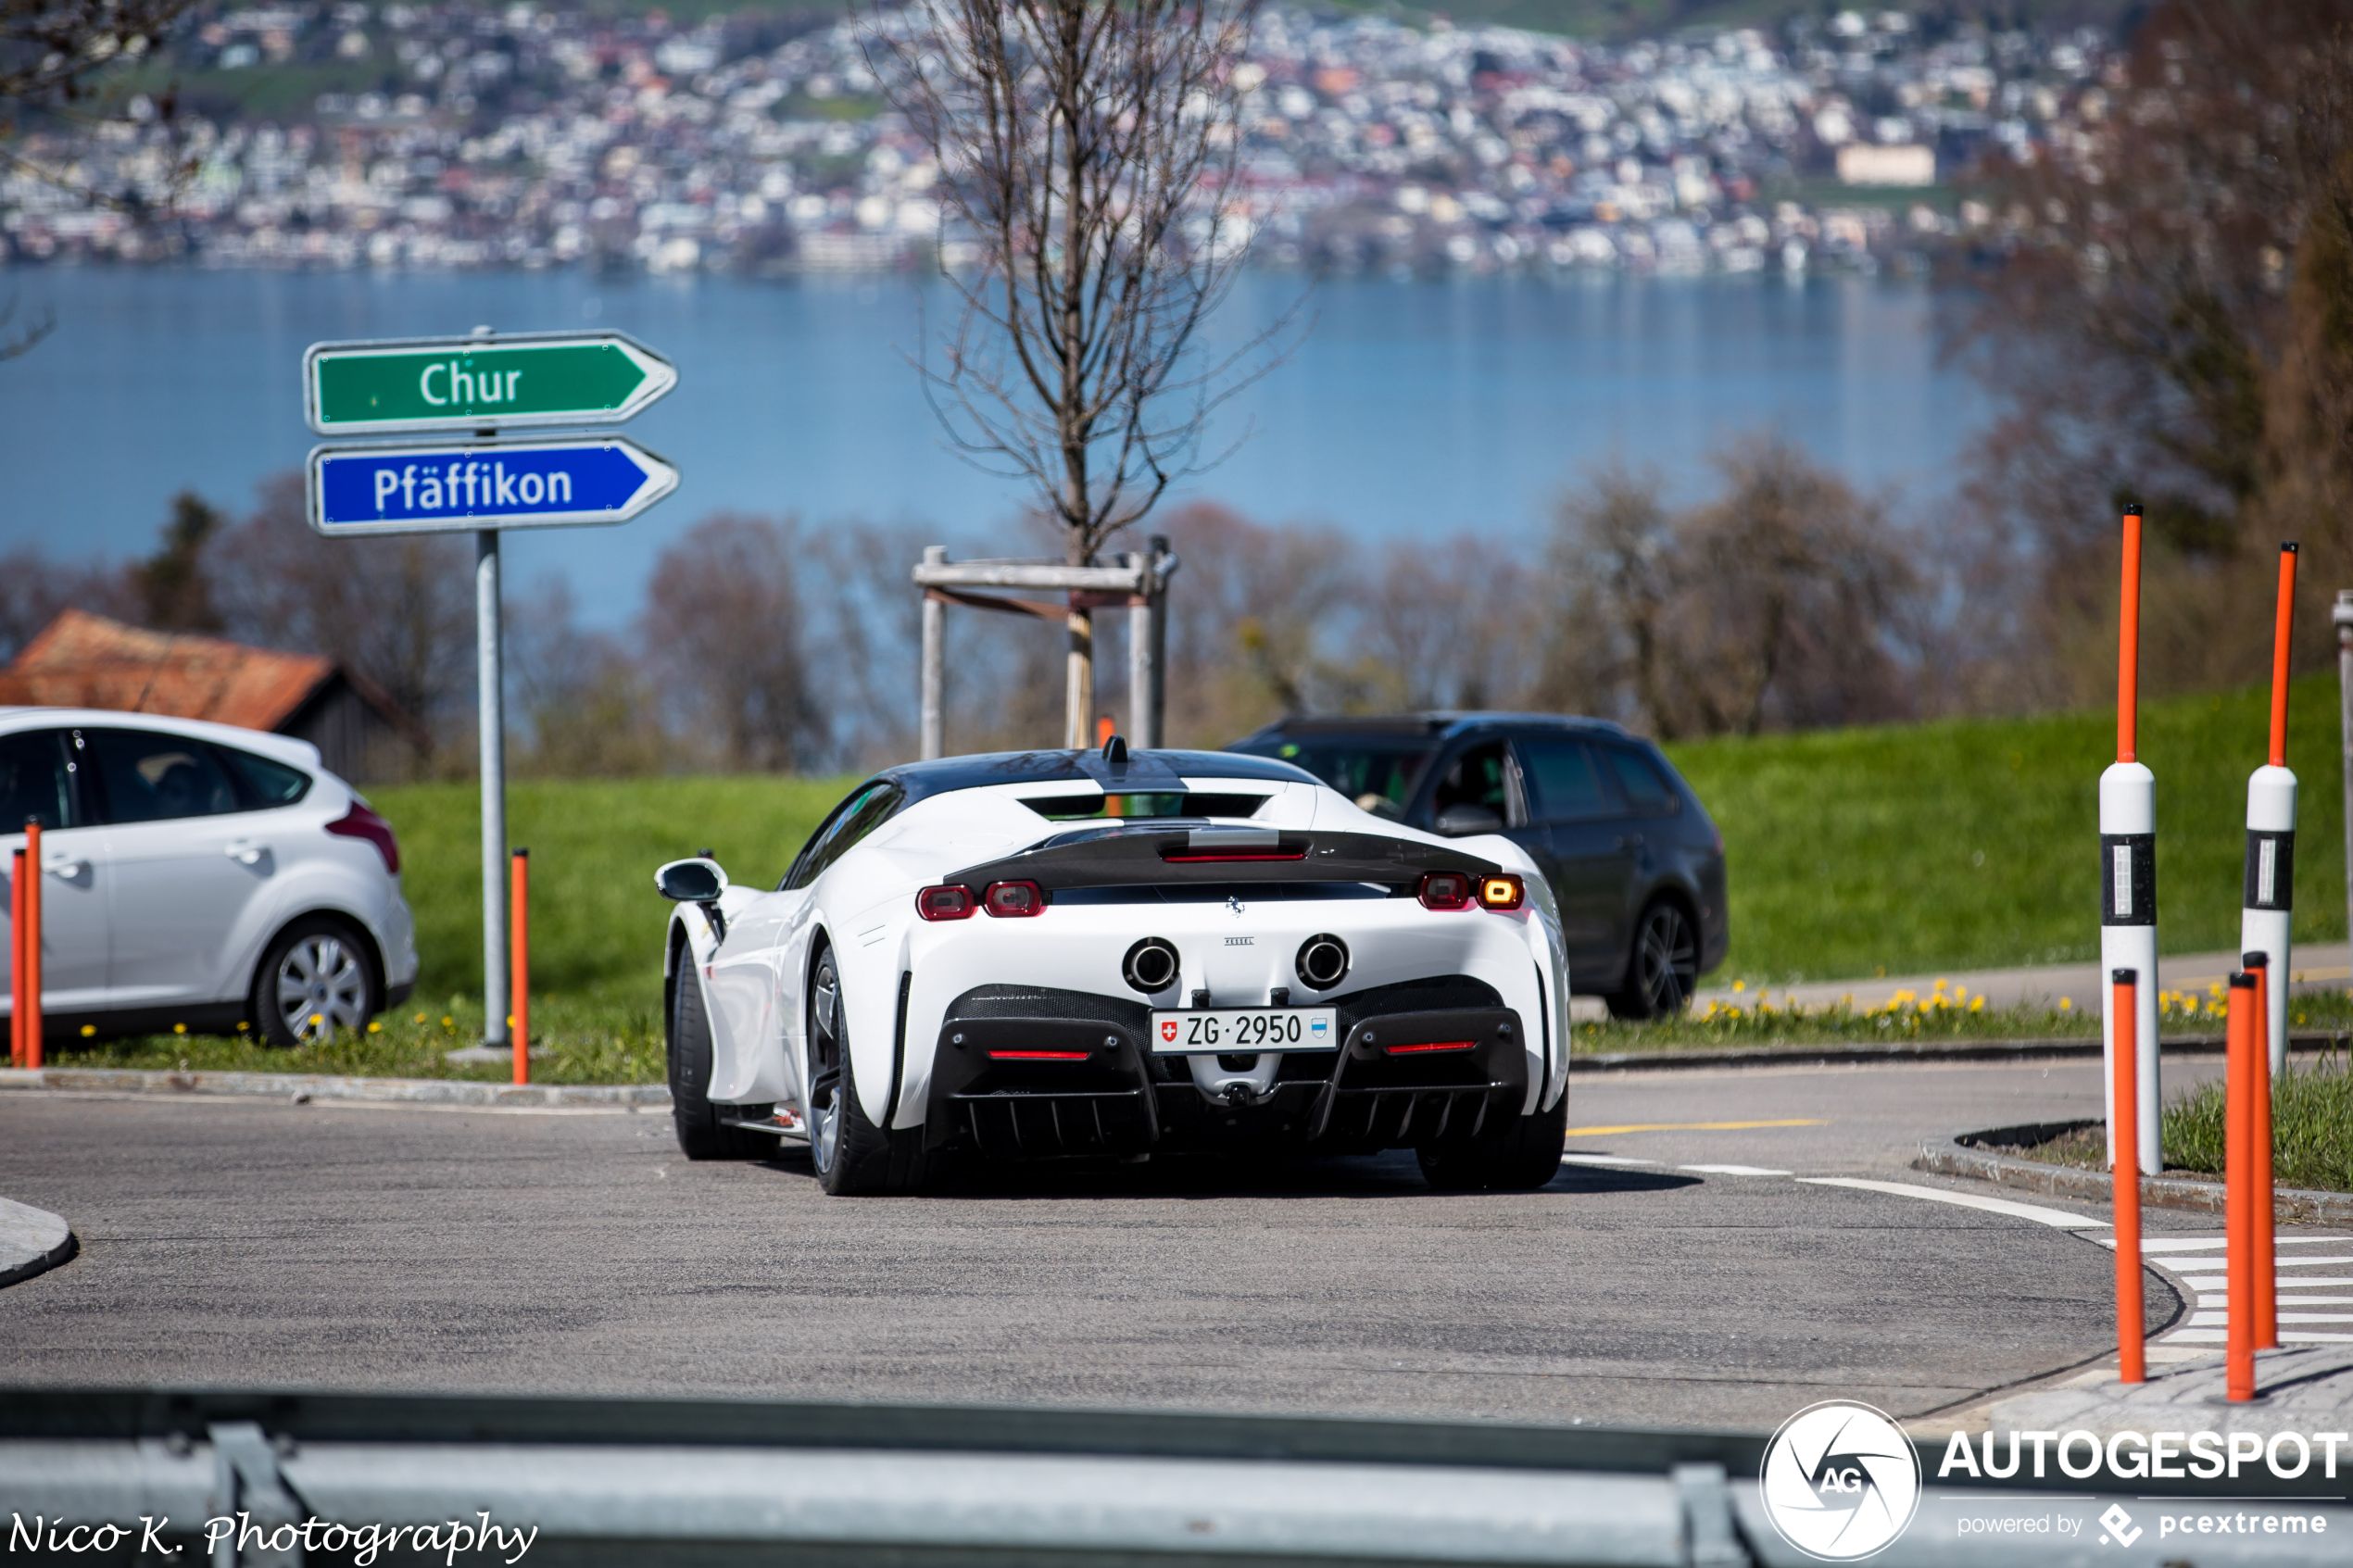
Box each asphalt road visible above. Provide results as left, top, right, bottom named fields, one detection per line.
left=0, top=1058, right=2256, bottom=1432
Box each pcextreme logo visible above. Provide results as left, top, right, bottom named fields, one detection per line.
left=1760, top=1400, right=1924, bottom=1562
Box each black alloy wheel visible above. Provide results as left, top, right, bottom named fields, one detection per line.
left=1608, top=900, right=1699, bottom=1021
left=666, top=944, right=771, bottom=1160
left=806, top=947, right=929, bottom=1197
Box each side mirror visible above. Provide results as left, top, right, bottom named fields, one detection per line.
left=655, top=858, right=727, bottom=904
left=1434, top=804, right=1505, bottom=838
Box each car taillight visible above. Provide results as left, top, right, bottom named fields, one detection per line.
left=1477, top=874, right=1525, bottom=910
left=984, top=880, right=1047, bottom=917
left=1417, top=872, right=1472, bottom=910
left=986, top=1049, right=1091, bottom=1060
left=325, top=801, right=399, bottom=873
left=917, top=884, right=976, bottom=921
left=1386, top=1040, right=1477, bottom=1055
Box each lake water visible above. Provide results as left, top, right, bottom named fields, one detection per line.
left=0, top=267, right=1987, bottom=624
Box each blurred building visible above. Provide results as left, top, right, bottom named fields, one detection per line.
left=0, top=609, right=425, bottom=783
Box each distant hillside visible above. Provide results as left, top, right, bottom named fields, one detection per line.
left=578, top=1, right=2135, bottom=44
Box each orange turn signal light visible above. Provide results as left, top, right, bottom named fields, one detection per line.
left=1478, top=874, right=1525, bottom=910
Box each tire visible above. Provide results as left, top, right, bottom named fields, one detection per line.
left=1416, top=1089, right=1568, bottom=1193
left=806, top=947, right=929, bottom=1196
left=1605, top=899, right=1700, bottom=1021
left=667, top=943, right=772, bottom=1160
left=253, top=916, right=381, bottom=1048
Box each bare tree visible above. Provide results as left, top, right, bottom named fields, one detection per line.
left=2, top=0, right=189, bottom=128
left=640, top=515, right=827, bottom=773
left=1544, top=439, right=1924, bottom=739
left=212, top=474, right=476, bottom=760
left=862, top=0, right=1289, bottom=746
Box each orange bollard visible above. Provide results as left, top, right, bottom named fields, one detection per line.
left=2111, top=967, right=2145, bottom=1383
left=510, top=847, right=530, bottom=1087
left=9, top=844, right=22, bottom=1069
left=21, top=820, right=40, bottom=1072
left=2247, top=952, right=2278, bottom=1348
left=2226, top=971, right=2259, bottom=1401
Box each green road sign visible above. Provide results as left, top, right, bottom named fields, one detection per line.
left=304, top=331, right=678, bottom=435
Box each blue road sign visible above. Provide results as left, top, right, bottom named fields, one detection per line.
left=307, top=434, right=679, bottom=535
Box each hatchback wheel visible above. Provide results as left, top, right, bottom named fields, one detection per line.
left=254, top=917, right=380, bottom=1047
left=1607, top=901, right=1698, bottom=1021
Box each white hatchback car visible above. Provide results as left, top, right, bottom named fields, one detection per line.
left=1, top=709, right=418, bottom=1049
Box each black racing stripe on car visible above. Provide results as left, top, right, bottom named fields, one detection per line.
left=941, top=829, right=1504, bottom=895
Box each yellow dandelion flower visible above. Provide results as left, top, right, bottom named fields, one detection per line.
left=367, top=1022, right=382, bottom=1034
left=81, top=1023, right=95, bottom=1036
left=172, top=1022, right=186, bottom=1034
left=2059, top=997, right=2072, bottom=1010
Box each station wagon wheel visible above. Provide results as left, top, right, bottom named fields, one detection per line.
left=807, top=952, right=848, bottom=1178
left=1609, top=900, right=1698, bottom=1022
left=253, top=916, right=380, bottom=1048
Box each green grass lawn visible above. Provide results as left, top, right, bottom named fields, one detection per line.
left=1667, top=672, right=2350, bottom=987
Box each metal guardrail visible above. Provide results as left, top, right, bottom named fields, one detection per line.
left=0, top=1390, right=2346, bottom=1566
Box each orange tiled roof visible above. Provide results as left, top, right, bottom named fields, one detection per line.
left=0, top=609, right=336, bottom=733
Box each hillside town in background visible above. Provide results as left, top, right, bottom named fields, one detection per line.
left=5, top=3, right=2108, bottom=276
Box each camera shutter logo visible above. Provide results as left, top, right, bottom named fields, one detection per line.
left=1760, top=1400, right=1922, bottom=1561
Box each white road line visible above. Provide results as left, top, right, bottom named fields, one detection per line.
left=2170, top=1332, right=2353, bottom=1342
left=1558, top=1154, right=1655, bottom=1166
left=1796, top=1177, right=2109, bottom=1229
left=2198, top=1295, right=2353, bottom=1307
left=2182, top=1275, right=2353, bottom=1288
left=1678, top=1164, right=1793, bottom=1176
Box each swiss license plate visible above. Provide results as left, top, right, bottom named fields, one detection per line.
left=1151, top=1008, right=1339, bottom=1053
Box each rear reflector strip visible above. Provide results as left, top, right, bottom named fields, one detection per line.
left=1384, top=1041, right=1477, bottom=1055
left=986, top=1050, right=1093, bottom=1061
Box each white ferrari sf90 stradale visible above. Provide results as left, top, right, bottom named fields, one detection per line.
left=653, top=740, right=1570, bottom=1195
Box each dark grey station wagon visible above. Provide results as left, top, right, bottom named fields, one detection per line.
left=1228, top=713, right=1728, bottom=1017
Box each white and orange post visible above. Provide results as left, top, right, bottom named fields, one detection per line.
left=2110, top=965, right=2145, bottom=1384
left=2103, top=507, right=2161, bottom=1173
left=2243, top=543, right=2298, bottom=1074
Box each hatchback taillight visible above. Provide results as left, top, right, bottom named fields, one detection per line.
left=984, top=880, right=1047, bottom=917
left=326, top=800, right=399, bottom=873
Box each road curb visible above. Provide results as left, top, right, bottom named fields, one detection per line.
left=0, top=1066, right=671, bottom=1110
left=1577, top=1030, right=2348, bottom=1073
left=0, top=1198, right=76, bottom=1289
left=1915, top=1125, right=2353, bottom=1226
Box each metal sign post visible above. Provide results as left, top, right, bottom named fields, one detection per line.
left=912, top=542, right=1178, bottom=759
left=303, top=327, right=678, bottom=1047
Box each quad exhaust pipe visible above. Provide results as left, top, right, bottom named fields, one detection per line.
left=1295, top=934, right=1350, bottom=991
left=1123, top=937, right=1180, bottom=995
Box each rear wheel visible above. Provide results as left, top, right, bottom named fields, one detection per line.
left=1606, top=900, right=1698, bottom=1021
left=1416, top=1090, right=1568, bottom=1193
left=253, top=916, right=380, bottom=1048
left=807, top=948, right=928, bottom=1196
left=667, top=944, right=771, bottom=1160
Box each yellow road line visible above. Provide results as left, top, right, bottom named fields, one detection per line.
left=1564, top=1119, right=1829, bottom=1135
